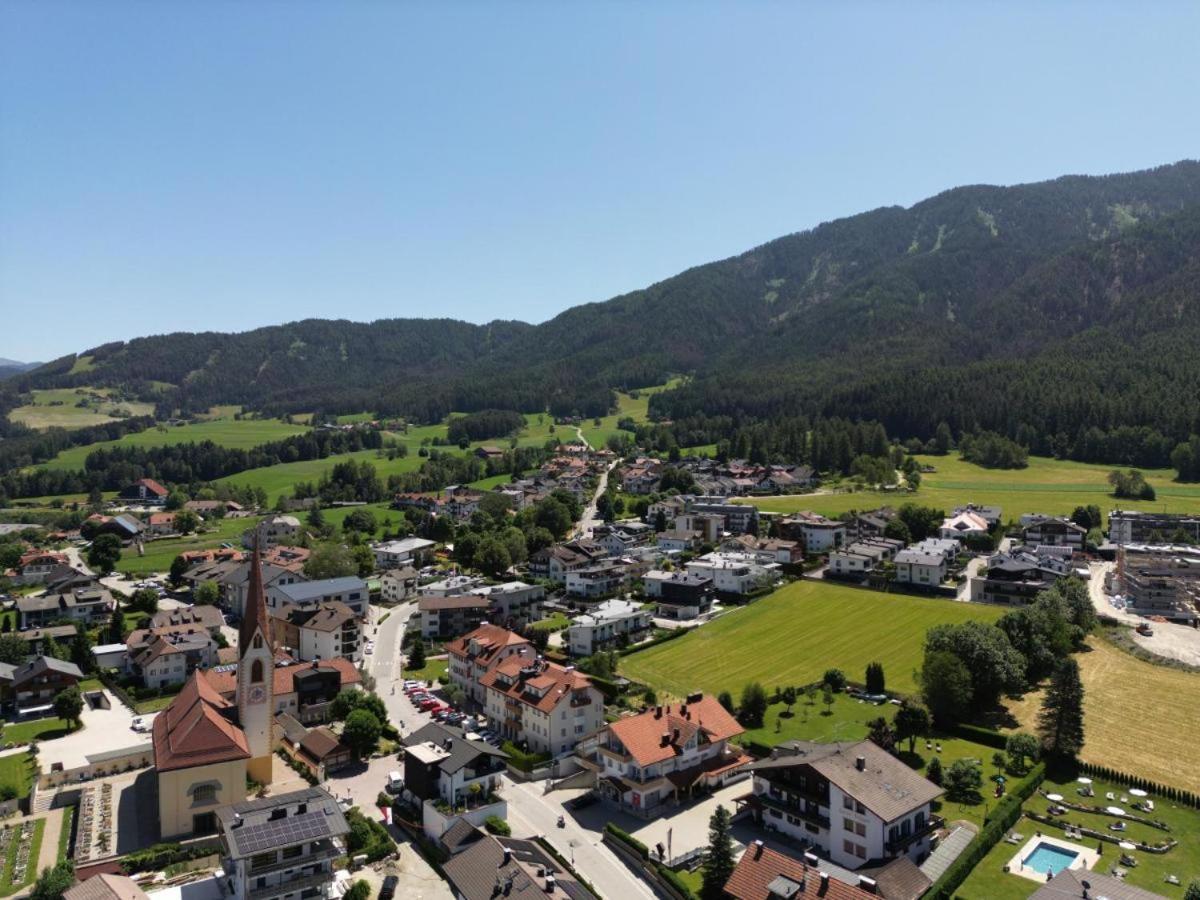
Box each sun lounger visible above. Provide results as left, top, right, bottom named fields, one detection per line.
left=1166, top=875, right=1181, bottom=885
left=1106, top=792, right=1117, bottom=801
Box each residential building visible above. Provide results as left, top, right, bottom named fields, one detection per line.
left=594, top=521, right=655, bottom=556
left=643, top=570, right=715, bottom=619
left=9, top=549, right=69, bottom=585
left=528, top=540, right=608, bottom=583
left=146, top=512, right=177, bottom=535
left=1, top=656, right=84, bottom=716
left=828, top=539, right=905, bottom=579
left=372, top=536, right=436, bottom=570
left=64, top=874, right=151, bottom=900
left=657, top=528, right=700, bottom=553
left=686, top=552, right=780, bottom=596
left=401, top=722, right=509, bottom=808
left=270, top=576, right=368, bottom=616
left=585, top=694, right=750, bottom=815
left=380, top=565, right=419, bottom=602
left=1020, top=515, right=1087, bottom=550
left=564, top=560, right=630, bottom=599
left=481, top=656, right=604, bottom=756
left=675, top=512, right=724, bottom=544
left=739, top=740, right=942, bottom=870
left=846, top=508, right=898, bottom=542
left=150, top=605, right=225, bottom=634
left=129, top=631, right=218, bottom=689
left=241, top=514, right=302, bottom=549
left=754, top=537, right=805, bottom=565
left=566, top=599, right=652, bottom=655
left=119, top=477, right=169, bottom=506
left=186, top=558, right=307, bottom=620
left=419, top=594, right=492, bottom=639
left=17, top=585, right=113, bottom=629
left=974, top=547, right=1077, bottom=605
left=891, top=549, right=947, bottom=589
left=938, top=510, right=989, bottom=540
left=953, top=504, right=1002, bottom=529
left=690, top=498, right=760, bottom=535
left=468, top=581, right=544, bottom=627
left=270, top=601, right=363, bottom=663
left=420, top=574, right=486, bottom=597
left=1109, top=510, right=1200, bottom=545
left=184, top=499, right=244, bottom=517
left=14, top=623, right=77, bottom=657
left=442, top=833, right=598, bottom=900
left=779, top=512, right=847, bottom=553
left=204, top=656, right=362, bottom=726
left=446, top=624, right=534, bottom=707
left=646, top=495, right=689, bottom=525
left=216, top=787, right=349, bottom=900
left=724, top=841, right=878, bottom=900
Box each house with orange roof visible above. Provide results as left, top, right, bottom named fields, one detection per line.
left=480, top=656, right=604, bottom=756
left=119, top=477, right=170, bottom=506
left=724, top=841, right=878, bottom=900
left=446, top=624, right=533, bottom=706
left=583, top=693, right=751, bottom=816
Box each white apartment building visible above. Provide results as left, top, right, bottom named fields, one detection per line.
left=685, top=552, right=780, bottom=596
left=445, top=624, right=534, bottom=706
left=480, top=657, right=605, bottom=757
left=740, top=740, right=942, bottom=871
left=372, top=537, right=436, bottom=570
left=566, top=598, right=652, bottom=656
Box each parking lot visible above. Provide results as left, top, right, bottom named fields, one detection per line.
left=38, top=686, right=157, bottom=772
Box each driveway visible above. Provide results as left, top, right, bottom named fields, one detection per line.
left=38, top=687, right=155, bottom=771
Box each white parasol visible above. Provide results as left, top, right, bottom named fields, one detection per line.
left=1107, top=806, right=1126, bottom=816
left=1046, top=793, right=1064, bottom=802
left=1119, top=841, right=1136, bottom=850
left=1077, top=777, right=1092, bottom=784
left=1129, top=788, right=1148, bottom=797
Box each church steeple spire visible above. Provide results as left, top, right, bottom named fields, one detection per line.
left=239, top=537, right=271, bottom=655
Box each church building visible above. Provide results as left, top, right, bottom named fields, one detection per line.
left=153, top=543, right=277, bottom=839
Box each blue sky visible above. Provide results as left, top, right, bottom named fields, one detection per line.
left=3, top=2, right=1199, bottom=361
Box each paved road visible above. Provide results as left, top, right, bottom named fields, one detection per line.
left=573, top=459, right=618, bottom=539
left=502, top=777, right=657, bottom=900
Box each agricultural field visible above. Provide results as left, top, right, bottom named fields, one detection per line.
left=747, top=454, right=1200, bottom=522
left=36, top=415, right=309, bottom=471
left=620, top=579, right=1005, bottom=698
left=117, top=514, right=263, bottom=574
left=8, top=388, right=156, bottom=429
left=1006, top=636, right=1200, bottom=796
left=577, top=379, right=679, bottom=449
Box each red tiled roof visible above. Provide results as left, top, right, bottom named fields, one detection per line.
left=445, top=624, right=531, bottom=665
left=148, top=512, right=175, bottom=525
left=725, top=843, right=874, bottom=900
left=137, top=478, right=169, bottom=497
left=479, top=656, right=593, bottom=714
left=152, top=672, right=250, bottom=772
left=204, top=656, right=362, bottom=698
left=607, top=695, right=743, bottom=768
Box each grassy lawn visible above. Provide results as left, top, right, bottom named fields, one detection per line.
left=740, top=691, right=899, bottom=747
left=530, top=612, right=571, bottom=632
left=0, top=817, right=45, bottom=897
left=577, top=380, right=678, bottom=449
left=117, top=514, right=263, bottom=574
left=57, top=805, right=75, bottom=861
left=135, top=693, right=181, bottom=714
left=0, top=753, right=34, bottom=797
left=1006, top=636, right=1200, bottom=796
left=35, top=415, right=308, bottom=471
left=404, top=656, right=448, bottom=683
left=3, top=718, right=73, bottom=745
left=956, top=768, right=1200, bottom=900
left=620, top=579, right=1004, bottom=697
left=8, top=388, right=155, bottom=430
left=746, top=454, right=1200, bottom=521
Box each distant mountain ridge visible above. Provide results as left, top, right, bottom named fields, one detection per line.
left=9, top=160, right=1200, bottom=449
left=0, top=359, right=42, bottom=380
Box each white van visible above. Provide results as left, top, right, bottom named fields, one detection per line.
left=386, top=771, right=404, bottom=794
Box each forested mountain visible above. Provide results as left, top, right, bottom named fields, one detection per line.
left=11, top=160, right=1200, bottom=453
left=0, top=359, right=41, bottom=380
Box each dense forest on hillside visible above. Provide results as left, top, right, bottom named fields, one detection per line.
left=8, top=160, right=1200, bottom=474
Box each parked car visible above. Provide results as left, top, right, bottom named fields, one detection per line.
left=419, top=697, right=442, bottom=712
left=379, top=875, right=399, bottom=900
left=130, top=717, right=149, bottom=733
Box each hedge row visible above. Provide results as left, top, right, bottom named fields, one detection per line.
left=502, top=741, right=552, bottom=773
left=942, top=723, right=1010, bottom=752
left=1078, top=761, right=1200, bottom=809
left=618, top=627, right=687, bottom=658
left=604, top=823, right=649, bottom=859
left=926, top=761, right=1046, bottom=900
left=654, top=861, right=696, bottom=899
left=120, top=842, right=218, bottom=874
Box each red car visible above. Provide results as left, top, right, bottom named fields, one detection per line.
left=419, top=698, right=443, bottom=712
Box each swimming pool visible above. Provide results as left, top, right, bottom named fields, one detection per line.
left=1022, top=841, right=1079, bottom=875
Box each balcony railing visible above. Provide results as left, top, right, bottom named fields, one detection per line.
left=247, top=870, right=334, bottom=900
left=246, top=840, right=343, bottom=875
left=885, top=815, right=942, bottom=853
left=756, top=792, right=830, bottom=829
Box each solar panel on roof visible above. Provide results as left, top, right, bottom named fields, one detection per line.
left=233, top=811, right=333, bottom=854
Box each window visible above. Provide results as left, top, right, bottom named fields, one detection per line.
left=855, top=801, right=866, bottom=814
left=192, top=784, right=217, bottom=804
left=843, top=820, right=855, bottom=833
left=251, top=852, right=276, bottom=871
left=855, top=844, right=866, bottom=859
left=855, top=822, right=866, bottom=837
left=253, top=634, right=263, bottom=649
left=843, top=839, right=855, bottom=855
left=842, top=796, right=853, bottom=810
left=251, top=659, right=263, bottom=683
left=283, top=845, right=303, bottom=859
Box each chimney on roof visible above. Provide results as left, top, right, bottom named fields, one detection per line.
left=803, top=852, right=819, bottom=867
left=654, top=706, right=662, bottom=719
left=753, top=839, right=764, bottom=859
left=680, top=704, right=688, bottom=718
left=502, top=848, right=513, bottom=866
left=661, top=732, right=671, bottom=747
left=856, top=756, right=866, bottom=771
left=544, top=875, right=556, bottom=893
left=857, top=875, right=877, bottom=894
left=819, top=873, right=829, bottom=888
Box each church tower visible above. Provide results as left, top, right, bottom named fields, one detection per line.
left=237, top=540, right=275, bottom=784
